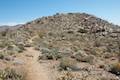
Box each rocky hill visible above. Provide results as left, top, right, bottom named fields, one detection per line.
left=22, top=13, right=120, bottom=32
left=0, top=13, right=120, bottom=80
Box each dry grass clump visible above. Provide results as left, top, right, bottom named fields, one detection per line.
left=0, top=67, right=25, bottom=80
left=56, top=71, right=81, bottom=80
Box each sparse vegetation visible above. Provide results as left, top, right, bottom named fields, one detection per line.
left=0, top=13, right=120, bottom=80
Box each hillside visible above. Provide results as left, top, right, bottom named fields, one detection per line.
left=0, top=13, right=120, bottom=80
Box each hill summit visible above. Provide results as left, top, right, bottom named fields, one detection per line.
left=22, top=13, right=119, bottom=32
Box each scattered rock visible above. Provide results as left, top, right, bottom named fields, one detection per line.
left=13, top=58, right=25, bottom=65
left=4, top=56, right=14, bottom=61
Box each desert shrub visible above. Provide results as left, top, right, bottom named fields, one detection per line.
left=38, top=33, right=44, bottom=38
left=39, top=53, right=62, bottom=60
left=81, top=55, right=95, bottom=64
left=7, top=45, right=22, bottom=54
left=0, top=51, right=10, bottom=60
left=17, top=44, right=25, bottom=51
left=0, top=42, right=5, bottom=48
left=7, top=45, right=14, bottom=50
left=16, top=43, right=25, bottom=53
left=37, top=30, right=46, bottom=38
left=89, top=48, right=98, bottom=56
left=109, top=63, right=120, bottom=75
left=75, top=54, right=94, bottom=64
left=93, top=39, right=101, bottom=47
left=39, top=48, right=52, bottom=60
left=24, top=43, right=31, bottom=47
left=50, top=48, right=62, bottom=60
left=57, top=72, right=75, bottom=80
left=73, top=50, right=95, bottom=63
left=47, top=32, right=55, bottom=36
left=39, top=53, right=54, bottom=60
left=73, top=50, right=87, bottom=59
left=67, top=30, right=74, bottom=34
left=40, top=47, right=51, bottom=54
left=59, top=57, right=78, bottom=71
left=58, top=47, right=73, bottom=58
left=103, top=52, right=114, bottom=59
left=77, top=28, right=88, bottom=33
left=34, top=46, right=40, bottom=51
left=90, top=47, right=106, bottom=57
left=0, top=52, right=4, bottom=59
left=39, top=48, right=62, bottom=60
left=0, top=40, right=10, bottom=48
left=0, top=68, right=25, bottom=80
left=6, top=50, right=15, bottom=55
left=0, top=50, right=16, bottom=61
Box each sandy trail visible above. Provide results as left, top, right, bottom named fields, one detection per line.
left=22, top=47, right=51, bottom=80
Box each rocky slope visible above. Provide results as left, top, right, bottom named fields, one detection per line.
left=0, top=13, right=120, bottom=80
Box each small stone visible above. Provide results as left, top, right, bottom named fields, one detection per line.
left=13, top=58, right=25, bottom=65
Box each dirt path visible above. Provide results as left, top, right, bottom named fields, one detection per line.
left=22, top=47, right=51, bottom=80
